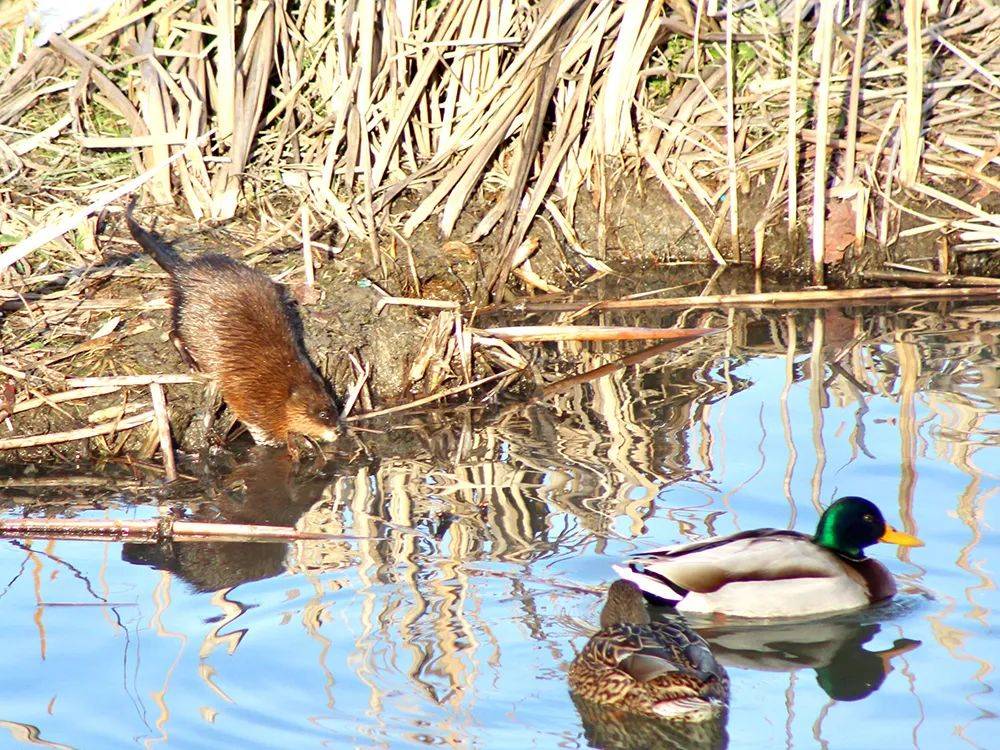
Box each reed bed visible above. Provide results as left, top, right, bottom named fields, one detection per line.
left=0, top=0, right=996, bottom=285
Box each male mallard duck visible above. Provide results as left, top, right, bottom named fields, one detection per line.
left=614, top=496, right=923, bottom=618
left=568, top=580, right=729, bottom=721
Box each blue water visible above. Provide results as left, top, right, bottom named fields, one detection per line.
left=1, top=306, right=997, bottom=749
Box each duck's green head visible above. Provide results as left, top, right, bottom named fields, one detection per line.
left=600, top=580, right=651, bottom=628
left=814, top=496, right=924, bottom=560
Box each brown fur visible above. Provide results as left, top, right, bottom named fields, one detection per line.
left=126, top=206, right=339, bottom=445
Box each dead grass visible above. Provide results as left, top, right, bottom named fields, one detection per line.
left=0, top=1, right=995, bottom=282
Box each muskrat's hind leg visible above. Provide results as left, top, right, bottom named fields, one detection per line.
left=184, top=381, right=227, bottom=448
left=206, top=409, right=239, bottom=447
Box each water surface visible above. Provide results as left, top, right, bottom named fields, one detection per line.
left=1, top=303, right=997, bottom=749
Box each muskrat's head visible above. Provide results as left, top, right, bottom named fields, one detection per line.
left=285, top=380, right=340, bottom=442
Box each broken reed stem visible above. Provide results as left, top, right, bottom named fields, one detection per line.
left=0, top=516, right=368, bottom=543
left=12, top=386, right=121, bottom=415
left=810, top=0, right=838, bottom=286
left=375, top=296, right=461, bottom=313
left=541, top=336, right=717, bottom=397
left=899, top=0, right=924, bottom=186
left=488, top=286, right=1000, bottom=314
left=842, top=0, right=870, bottom=184
left=65, top=375, right=200, bottom=387
left=787, top=0, right=802, bottom=236
left=724, top=6, right=739, bottom=256
left=340, top=354, right=371, bottom=420
left=346, top=368, right=519, bottom=421
left=301, top=205, right=314, bottom=287
left=859, top=269, right=1000, bottom=287
left=0, top=410, right=154, bottom=450
left=479, top=325, right=720, bottom=343
left=149, top=382, right=176, bottom=481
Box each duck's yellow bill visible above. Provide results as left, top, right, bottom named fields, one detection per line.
left=880, top=525, right=924, bottom=547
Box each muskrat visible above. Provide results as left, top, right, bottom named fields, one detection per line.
left=125, top=203, right=339, bottom=445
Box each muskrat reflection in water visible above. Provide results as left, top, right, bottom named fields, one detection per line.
left=121, top=448, right=335, bottom=591
left=569, top=580, right=729, bottom=723
left=126, top=201, right=339, bottom=446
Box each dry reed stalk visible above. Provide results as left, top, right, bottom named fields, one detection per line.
left=65, top=375, right=199, bottom=387
left=0, top=410, right=154, bottom=450
left=375, top=296, right=461, bottom=313
left=860, top=269, right=1000, bottom=287
left=12, top=386, right=121, bottom=415
left=723, top=4, right=738, bottom=256
left=149, top=382, right=176, bottom=481
left=899, top=0, right=924, bottom=186
left=478, top=325, right=719, bottom=342
left=809, top=0, right=838, bottom=286
left=841, top=0, right=870, bottom=188
left=347, top=368, right=519, bottom=421
left=493, top=285, right=1000, bottom=314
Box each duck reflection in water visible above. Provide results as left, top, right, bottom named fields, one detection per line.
left=692, top=614, right=921, bottom=702
left=122, top=448, right=332, bottom=592
left=570, top=580, right=729, bottom=750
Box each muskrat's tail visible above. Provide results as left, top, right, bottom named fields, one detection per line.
left=125, top=198, right=183, bottom=273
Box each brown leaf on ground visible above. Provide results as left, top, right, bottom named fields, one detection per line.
left=967, top=181, right=995, bottom=204
left=291, top=282, right=321, bottom=305
left=0, top=379, right=15, bottom=421
left=441, top=240, right=476, bottom=261
left=825, top=199, right=856, bottom=265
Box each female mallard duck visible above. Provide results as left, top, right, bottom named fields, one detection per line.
left=568, top=580, right=729, bottom=721
left=614, top=496, right=923, bottom=618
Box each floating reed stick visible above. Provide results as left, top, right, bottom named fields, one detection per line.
left=0, top=517, right=368, bottom=544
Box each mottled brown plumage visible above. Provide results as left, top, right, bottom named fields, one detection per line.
left=568, top=580, right=729, bottom=721
left=571, top=693, right=728, bottom=750
left=126, top=204, right=339, bottom=445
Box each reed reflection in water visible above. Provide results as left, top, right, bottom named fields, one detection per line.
left=0, top=304, right=997, bottom=749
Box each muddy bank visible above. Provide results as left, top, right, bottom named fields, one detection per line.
left=3, top=178, right=996, bottom=465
